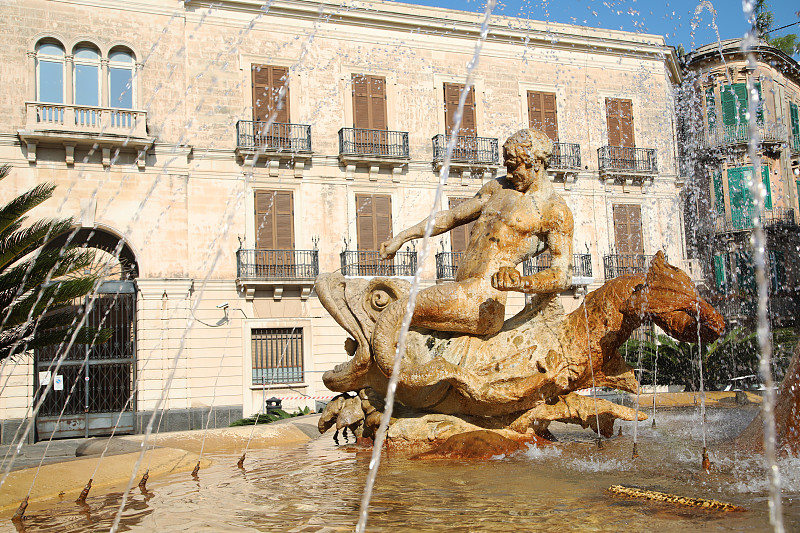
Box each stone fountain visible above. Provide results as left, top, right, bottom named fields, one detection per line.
left=316, top=128, right=731, bottom=453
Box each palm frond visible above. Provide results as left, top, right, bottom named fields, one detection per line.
left=0, top=218, right=73, bottom=271
left=0, top=183, right=56, bottom=236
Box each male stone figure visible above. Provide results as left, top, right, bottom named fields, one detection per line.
left=379, top=128, right=574, bottom=338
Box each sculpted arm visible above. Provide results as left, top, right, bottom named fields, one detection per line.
left=379, top=182, right=494, bottom=260
left=493, top=199, right=574, bottom=293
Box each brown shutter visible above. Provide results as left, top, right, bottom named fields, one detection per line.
left=528, top=91, right=558, bottom=141
left=252, top=65, right=290, bottom=124
left=352, top=75, right=370, bottom=129
left=353, top=74, right=387, bottom=130
left=606, top=98, right=634, bottom=148
left=255, top=190, right=294, bottom=249
left=356, top=194, right=392, bottom=250
left=445, top=83, right=476, bottom=136
left=613, top=204, right=643, bottom=255
left=448, top=197, right=474, bottom=253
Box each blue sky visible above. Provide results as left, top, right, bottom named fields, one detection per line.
left=390, top=0, right=800, bottom=53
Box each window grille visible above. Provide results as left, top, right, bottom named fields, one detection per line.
left=251, top=328, right=303, bottom=385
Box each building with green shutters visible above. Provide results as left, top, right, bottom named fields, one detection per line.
left=682, top=38, right=800, bottom=328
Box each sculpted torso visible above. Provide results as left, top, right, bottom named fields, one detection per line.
left=457, top=180, right=562, bottom=282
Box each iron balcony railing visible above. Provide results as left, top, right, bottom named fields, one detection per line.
left=603, top=254, right=660, bottom=279
left=712, top=207, right=797, bottom=233
left=792, top=136, right=800, bottom=153
left=435, top=251, right=464, bottom=280
left=236, top=249, right=319, bottom=279
left=236, top=121, right=311, bottom=152
left=598, top=146, right=658, bottom=174
left=339, top=128, right=409, bottom=159
left=340, top=250, right=417, bottom=277
left=704, top=121, right=788, bottom=148
left=549, top=142, right=582, bottom=170
left=522, top=253, right=593, bottom=280
left=431, top=134, right=498, bottom=165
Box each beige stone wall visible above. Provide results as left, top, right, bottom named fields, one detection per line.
left=0, top=0, right=686, bottom=430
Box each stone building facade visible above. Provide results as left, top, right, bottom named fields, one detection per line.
left=681, top=39, right=800, bottom=330
left=0, top=0, right=687, bottom=442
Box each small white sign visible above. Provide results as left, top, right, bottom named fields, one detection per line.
left=38, top=371, right=51, bottom=386
left=53, top=374, right=64, bottom=391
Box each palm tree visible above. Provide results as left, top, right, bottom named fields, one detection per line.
left=0, top=165, right=110, bottom=361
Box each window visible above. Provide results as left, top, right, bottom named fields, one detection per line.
left=790, top=101, right=799, bottom=146
left=612, top=204, right=643, bottom=255
left=727, top=165, right=772, bottom=229
left=252, top=64, right=289, bottom=123
left=605, top=98, right=634, bottom=147
left=36, top=41, right=65, bottom=104
left=527, top=91, right=558, bottom=141
left=254, top=190, right=295, bottom=276
left=713, top=254, right=727, bottom=291
left=352, top=74, right=386, bottom=130
left=73, top=45, right=100, bottom=107
left=448, top=197, right=474, bottom=254
left=444, top=83, right=476, bottom=136
left=712, top=170, right=725, bottom=215
left=251, top=328, right=303, bottom=385
left=356, top=194, right=392, bottom=251
left=109, top=49, right=135, bottom=109
left=721, top=83, right=763, bottom=127
left=705, top=87, right=717, bottom=135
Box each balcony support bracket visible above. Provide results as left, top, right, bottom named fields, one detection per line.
left=273, top=286, right=283, bottom=301
left=64, top=144, right=75, bottom=166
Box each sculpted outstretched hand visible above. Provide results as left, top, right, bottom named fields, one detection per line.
left=379, top=237, right=402, bottom=260
left=492, top=267, right=524, bottom=292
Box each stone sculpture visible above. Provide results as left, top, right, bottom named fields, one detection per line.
left=317, top=128, right=725, bottom=446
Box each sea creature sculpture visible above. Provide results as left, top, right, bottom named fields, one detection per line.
left=317, top=251, right=725, bottom=441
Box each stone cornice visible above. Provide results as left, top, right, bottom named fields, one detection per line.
left=186, top=0, right=680, bottom=80
left=686, top=39, right=800, bottom=84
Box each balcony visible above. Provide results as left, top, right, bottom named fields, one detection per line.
left=522, top=253, right=594, bottom=287
left=235, top=248, right=318, bottom=300
left=792, top=136, right=800, bottom=153
left=603, top=254, right=659, bottom=279
left=547, top=142, right=582, bottom=187
left=19, top=102, right=152, bottom=167
left=340, top=249, right=417, bottom=277
left=435, top=251, right=464, bottom=280
left=338, top=128, right=409, bottom=179
left=712, top=208, right=798, bottom=233
left=597, top=146, right=658, bottom=179
left=703, top=121, right=788, bottom=150
left=431, top=134, right=498, bottom=175
left=236, top=121, right=311, bottom=176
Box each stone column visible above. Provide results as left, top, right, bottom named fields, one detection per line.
left=64, top=55, right=74, bottom=104
left=101, top=58, right=110, bottom=108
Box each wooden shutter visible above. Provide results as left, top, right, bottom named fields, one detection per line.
left=255, top=190, right=294, bottom=249
left=721, top=83, right=747, bottom=126
left=527, top=91, right=558, bottom=141
left=790, top=102, right=799, bottom=140
left=444, top=83, right=476, bottom=136
left=613, top=204, right=643, bottom=255
left=448, top=198, right=474, bottom=254
left=252, top=65, right=290, bottom=124
left=352, top=74, right=387, bottom=130
left=705, top=87, right=717, bottom=134
left=356, top=194, right=392, bottom=250
left=606, top=98, right=634, bottom=147
left=712, top=170, right=725, bottom=215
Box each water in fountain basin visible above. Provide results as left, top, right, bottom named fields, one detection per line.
left=8, top=407, right=799, bottom=532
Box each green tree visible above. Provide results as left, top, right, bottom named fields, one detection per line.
left=0, top=165, right=110, bottom=361
left=755, top=0, right=800, bottom=57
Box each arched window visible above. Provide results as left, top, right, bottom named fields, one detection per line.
left=73, top=45, right=101, bottom=107
left=108, top=48, right=135, bottom=109
left=35, top=41, right=65, bottom=103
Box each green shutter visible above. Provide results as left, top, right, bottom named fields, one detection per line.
left=736, top=252, right=756, bottom=295
left=721, top=83, right=748, bottom=126
left=713, top=254, right=727, bottom=290
left=761, top=165, right=772, bottom=211
left=712, top=170, right=725, bottom=215
left=728, top=167, right=750, bottom=229
left=768, top=250, right=785, bottom=292
left=790, top=102, right=799, bottom=144
left=705, top=87, right=717, bottom=134
left=754, top=82, right=764, bottom=124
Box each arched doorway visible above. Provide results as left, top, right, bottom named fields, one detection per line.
left=35, top=228, right=138, bottom=439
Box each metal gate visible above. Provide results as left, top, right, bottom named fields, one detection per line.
left=35, top=281, right=136, bottom=440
